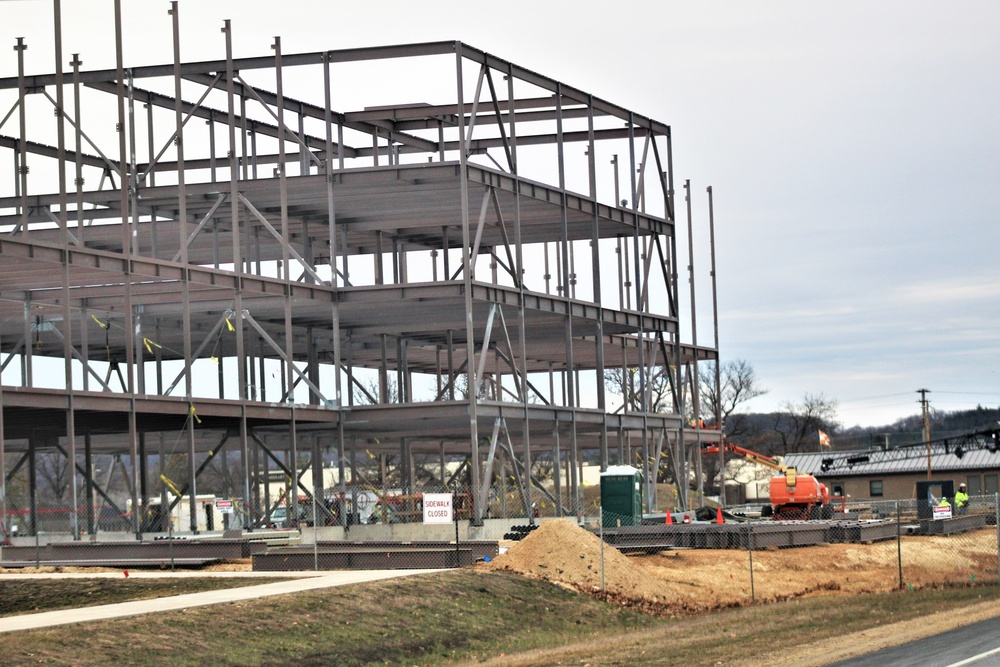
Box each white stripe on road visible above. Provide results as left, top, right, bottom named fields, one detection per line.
left=947, top=645, right=1000, bottom=666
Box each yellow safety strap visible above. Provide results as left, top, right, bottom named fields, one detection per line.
left=160, top=474, right=182, bottom=496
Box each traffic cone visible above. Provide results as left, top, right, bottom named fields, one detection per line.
left=716, top=507, right=724, bottom=524
left=665, top=508, right=673, bottom=525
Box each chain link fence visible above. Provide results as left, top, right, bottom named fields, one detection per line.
left=0, top=481, right=542, bottom=570
left=588, top=494, right=999, bottom=603
left=3, top=479, right=997, bottom=589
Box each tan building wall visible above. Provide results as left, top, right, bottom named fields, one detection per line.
left=819, top=470, right=1000, bottom=501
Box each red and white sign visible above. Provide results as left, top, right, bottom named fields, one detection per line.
left=933, top=503, right=952, bottom=520
left=422, top=493, right=453, bottom=524
left=215, top=499, right=234, bottom=515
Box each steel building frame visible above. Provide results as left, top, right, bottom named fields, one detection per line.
left=0, top=3, right=719, bottom=537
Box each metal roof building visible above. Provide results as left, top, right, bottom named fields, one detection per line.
left=785, top=435, right=1000, bottom=500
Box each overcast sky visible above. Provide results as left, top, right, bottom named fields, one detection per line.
left=2, top=1, right=998, bottom=429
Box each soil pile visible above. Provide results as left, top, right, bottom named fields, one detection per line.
left=484, top=519, right=675, bottom=604
left=485, top=521, right=1000, bottom=615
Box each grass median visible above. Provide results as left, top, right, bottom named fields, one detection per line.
left=0, top=576, right=288, bottom=617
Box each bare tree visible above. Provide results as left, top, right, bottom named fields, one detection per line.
left=698, top=359, right=768, bottom=426
left=604, top=366, right=673, bottom=413
left=352, top=375, right=398, bottom=405
left=770, top=393, right=840, bottom=455
left=36, top=452, right=73, bottom=502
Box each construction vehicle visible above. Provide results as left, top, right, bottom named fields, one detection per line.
left=703, top=441, right=832, bottom=520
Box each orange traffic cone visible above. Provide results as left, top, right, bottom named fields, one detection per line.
left=716, top=507, right=724, bottom=524
left=665, top=508, right=673, bottom=525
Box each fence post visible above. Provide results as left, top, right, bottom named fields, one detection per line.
left=168, top=520, right=175, bottom=572
left=312, top=491, right=319, bottom=572
left=453, top=482, right=460, bottom=568
left=995, top=492, right=999, bottom=585
left=896, top=500, right=903, bottom=589
left=599, top=506, right=605, bottom=591
left=747, top=519, right=755, bottom=602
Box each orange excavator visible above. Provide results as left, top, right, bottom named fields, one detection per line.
left=703, top=441, right=832, bottom=520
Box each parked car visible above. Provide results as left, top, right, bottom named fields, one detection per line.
left=267, top=505, right=309, bottom=528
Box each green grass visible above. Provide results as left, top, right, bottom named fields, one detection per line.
left=1, top=570, right=998, bottom=667
left=0, top=577, right=284, bottom=618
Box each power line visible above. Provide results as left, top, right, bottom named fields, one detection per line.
left=837, top=392, right=915, bottom=404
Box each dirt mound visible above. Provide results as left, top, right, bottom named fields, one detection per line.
left=484, top=519, right=675, bottom=604
left=485, top=522, right=1000, bottom=615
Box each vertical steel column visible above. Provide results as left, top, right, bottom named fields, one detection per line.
left=251, top=431, right=261, bottom=526
left=53, top=0, right=67, bottom=229
left=85, top=433, right=95, bottom=535
left=223, top=19, right=252, bottom=531
left=53, top=0, right=80, bottom=539
left=554, top=83, right=580, bottom=518
left=71, top=55, right=84, bottom=244
left=168, top=2, right=196, bottom=532
left=289, top=410, right=299, bottom=529
left=273, top=37, right=295, bottom=409
left=666, top=162, right=685, bottom=510
left=116, top=0, right=140, bottom=533
left=323, top=51, right=342, bottom=408
left=707, top=186, right=724, bottom=505
left=670, top=242, right=685, bottom=510
left=439, top=441, right=447, bottom=491
left=239, top=95, right=249, bottom=181
left=507, top=64, right=532, bottom=512
left=685, top=180, right=703, bottom=501
left=16, top=42, right=30, bottom=385
left=587, top=93, right=608, bottom=470
left=552, top=425, right=562, bottom=516
left=146, top=92, right=157, bottom=188
left=14, top=38, right=28, bottom=230
left=28, top=432, right=37, bottom=537
left=138, top=432, right=148, bottom=518
left=456, top=43, right=482, bottom=523
left=307, top=328, right=320, bottom=405
left=22, top=302, right=31, bottom=387
left=627, top=115, right=652, bottom=511
left=126, top=69, right=139, bottom=256
left=311, top=435, right=323, bottom=512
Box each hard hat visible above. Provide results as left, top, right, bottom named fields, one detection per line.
left=959, top=483, right=966, bottom=488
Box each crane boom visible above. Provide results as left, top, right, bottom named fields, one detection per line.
left=703, top=440, right=830, bottom=520
left=702, top=442, right=798, bottom=486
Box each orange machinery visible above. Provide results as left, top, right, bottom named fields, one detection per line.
left=703, top=441, right=832, bottom=520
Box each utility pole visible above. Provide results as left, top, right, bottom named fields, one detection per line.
left=917, top=388, right=931, bottom=479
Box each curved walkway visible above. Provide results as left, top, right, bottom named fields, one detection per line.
left=0, top=569, right=443, bottom=633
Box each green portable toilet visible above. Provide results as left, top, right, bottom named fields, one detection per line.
left=600, top=465, right=643, bottom=527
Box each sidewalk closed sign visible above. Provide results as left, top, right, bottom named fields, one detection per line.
left=423, top=493, right=453, bottom=524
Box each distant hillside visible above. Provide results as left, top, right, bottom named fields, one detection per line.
left=725, top=405, right=1000, bottom=456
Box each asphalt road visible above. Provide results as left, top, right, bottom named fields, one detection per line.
left=828, top=615, right=1000, bottom=667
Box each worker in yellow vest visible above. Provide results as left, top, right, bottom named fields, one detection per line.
left=955, top=483, right=970, bottom=514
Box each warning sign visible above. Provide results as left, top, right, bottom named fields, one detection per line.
left=933, top=503, right=952, bottom=520
left=216, top=499, right=234, bottom=515
left=422, top=493, right=453, bottom=524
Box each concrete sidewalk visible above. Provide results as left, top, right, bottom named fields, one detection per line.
left=0, top=569, right=443, bottom=633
